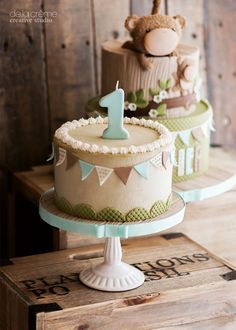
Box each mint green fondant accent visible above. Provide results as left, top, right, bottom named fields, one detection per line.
left=54, top=193, right=171, bottom=222
left=156, top=103, right=167, bottom=116
left=79, top=160, right=95, bottom=181
left=54, top=194, right=74, bottom=216
left=100, top=88, right=129, bottom=140
left=97, top=208, right=125, bottom=222
left=150, top=201, right=167, bottom=217
left=134, top=162, right=149, bottom=179
left=178, top=130, right=191, bottom=146
left=126, top=208, right=150, bottom=222
left=74, top=204, right=97, bottom=220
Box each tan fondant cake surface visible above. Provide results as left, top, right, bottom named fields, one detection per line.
left=53, top=117, right=173, bottom=222
left=68, top=124, right=160, bottom=148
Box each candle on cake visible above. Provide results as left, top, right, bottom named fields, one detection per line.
left=99, top=81, right=129, bottom=140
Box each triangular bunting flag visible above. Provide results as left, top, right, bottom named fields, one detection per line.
left=46, top=143, right=54, bottom=162
left=66, top=152, right=77, bottom=170
left=171, top=132, right=178, bottom=142
left=79, top=160, right=95, bottom=181
left=162, top=151, right=170, bottom=169
left=170, top=150, right=178, bottom=167
left=134, top=162, right=149, bottom=180
left=192, top=127, right=204, bottom=142
left=178, top=130, right=191, bottom=146
left=150, top=153, right=162, bottom=168
left=56, top=147, right=66, bottom=167
left=114, top=167, right=132, bottom=185
left=96, top=166, right=113, bottom=186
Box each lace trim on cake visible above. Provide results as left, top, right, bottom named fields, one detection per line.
left=54, top=116, right=172, bottom=154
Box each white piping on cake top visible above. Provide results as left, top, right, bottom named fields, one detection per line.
left=54, top=116, right=173, bottom=154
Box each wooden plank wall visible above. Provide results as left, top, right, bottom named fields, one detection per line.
left=0, top=0, right=235, bottom=257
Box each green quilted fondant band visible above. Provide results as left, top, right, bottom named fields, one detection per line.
left=54, top=192, right=172, bottom=223
left=97, top=208, right=125, bottom=222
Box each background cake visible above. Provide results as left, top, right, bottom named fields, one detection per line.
left=86, top=0, right=213, bottom=183
left=53, top=116, right=173, bottom=222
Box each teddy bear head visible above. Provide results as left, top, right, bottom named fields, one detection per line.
left=125, top=8, right=186, bottom=56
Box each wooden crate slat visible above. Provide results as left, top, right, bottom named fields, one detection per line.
left=1, top=234, right=236, bottom=329
left=0, top=0, right=49, bottom=169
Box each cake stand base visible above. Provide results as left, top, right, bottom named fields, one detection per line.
left=80, top=237, right=144, bottom=291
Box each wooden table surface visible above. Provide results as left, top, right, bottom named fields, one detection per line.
left=13, top=148, right=236, bottom=265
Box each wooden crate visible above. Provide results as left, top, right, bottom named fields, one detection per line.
left=1, top=233, right=236, bottom=330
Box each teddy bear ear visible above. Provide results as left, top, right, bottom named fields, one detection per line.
left=173, top=15, right=186, bottom=29
left=125, top=15, right=140, bottom=32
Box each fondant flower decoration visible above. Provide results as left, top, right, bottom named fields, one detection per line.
left=124, top=101, right=129, bottom=110
left=153, top=94, right=162, bottom=103
left=149, top=109, right=158, bottom=118
left=159, top=90, right=168, bottom=99
left=128, top=103, right=137, bottom=111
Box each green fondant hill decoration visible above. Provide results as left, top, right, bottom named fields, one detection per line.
left=54, top=193, right=172, bottom=223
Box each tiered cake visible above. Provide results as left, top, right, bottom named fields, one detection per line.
left=53, top=116, right=174, bottom=222
left=86, top=1, right=213, bottom=183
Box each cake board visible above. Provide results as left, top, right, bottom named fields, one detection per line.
left=39, top=189, right=185, bottom=292
left=174, top=148, right=236, bottom=202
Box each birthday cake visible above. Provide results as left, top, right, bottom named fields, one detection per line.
left=53, top=114, right=174, bottom=222
left=86, top=0, right=213, bottom=183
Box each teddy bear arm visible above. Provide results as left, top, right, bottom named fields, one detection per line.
left=138, top=53, right=153, bottom=71
left=122, top=40, right=137, bottom=51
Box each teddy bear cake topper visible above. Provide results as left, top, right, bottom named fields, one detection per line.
left=123, top=0, right=186, bottom=71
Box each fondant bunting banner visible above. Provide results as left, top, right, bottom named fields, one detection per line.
left=134, top=162, right=149, bottom=180
left=170, top=150, right=178, bottom=167
left=150, top=153, right=162, bottom=168
left=162, top=151, right=170, bottom=170
left=178, top=130, right=191, bottom=146
left=96, top=166, right=114, bottom=186
left=173, top=117, right=214, bottom=144
left=66, top=153, right=77, bottom=170
left=56, top=148, right=66, bottom=167
left=114, top=167, right=132, bottom=185
left=79, top=160, right=95, bottom=181
left=191, top=127, right=204, bottom=142
left=55, top=147, right=172, bottom=185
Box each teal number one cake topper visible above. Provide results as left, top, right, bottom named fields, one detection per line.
left=99, top=81, right=129, bottom=140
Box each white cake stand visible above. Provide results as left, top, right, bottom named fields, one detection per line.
left=39, top=189, right=185, bottom=292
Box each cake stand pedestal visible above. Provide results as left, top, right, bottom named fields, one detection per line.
left=39, top=190, right=185, bottom=292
